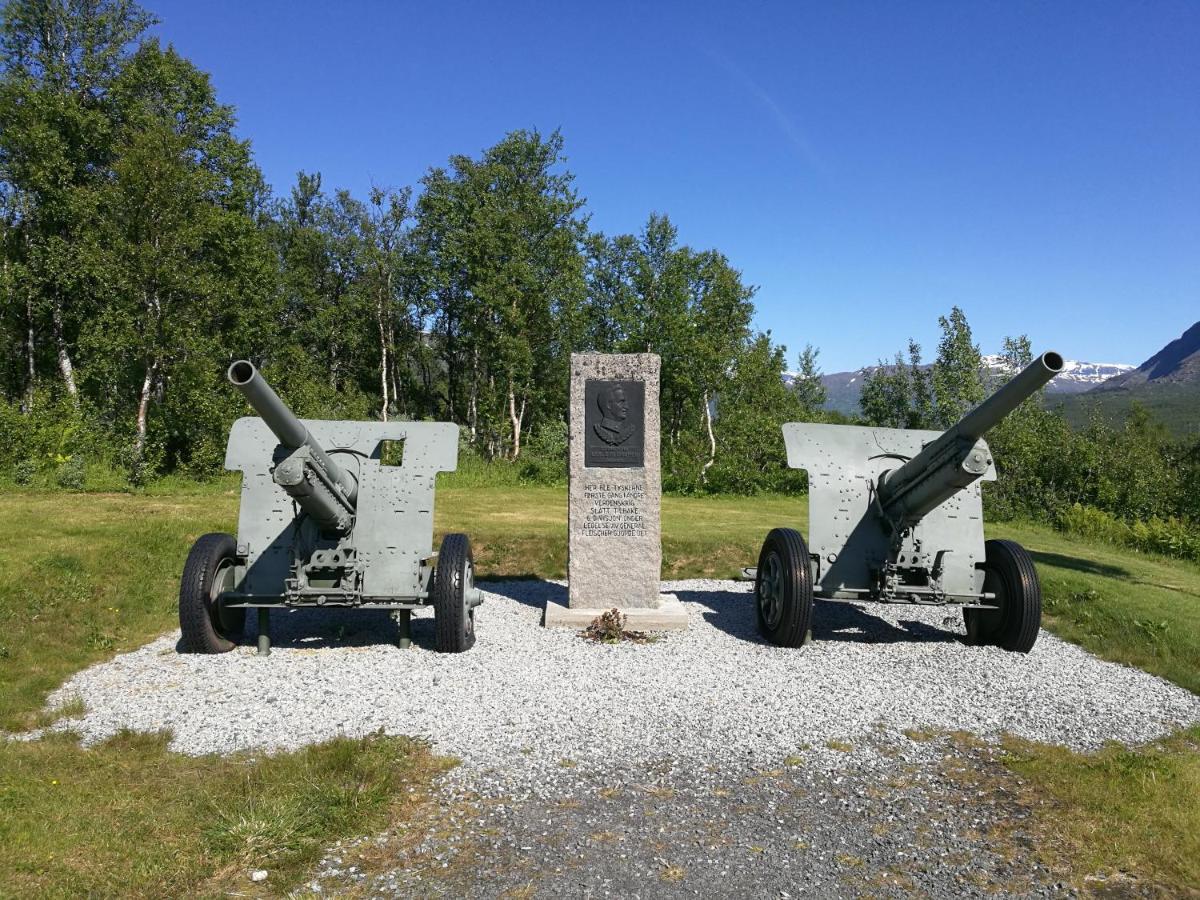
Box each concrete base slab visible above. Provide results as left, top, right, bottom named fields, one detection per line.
left=543, top=595, right=689, bottom=631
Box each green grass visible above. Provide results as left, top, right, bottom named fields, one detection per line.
left=990, top=520, right=1200, bottom=694
left=1055, top=383, right=1200, bottom=439
left=2, top=486, right=1197, bottom=727
left=2, top=482, right=1198, bottom=895
left=0, top=491, right=239, bottom=731
left=0, top=729, right=448, bottom=898
left=1000, top=727, right=1200, bottom=892
left=449, top=484, right=802, bottom=579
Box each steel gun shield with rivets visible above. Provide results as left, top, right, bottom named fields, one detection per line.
left=177, top=361, right=482, bottom=656
left=750, top=351, right=1063, bottom=653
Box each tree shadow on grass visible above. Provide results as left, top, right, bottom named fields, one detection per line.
left=672, top=588, right=961, bottom=646
left=1130, top=579, right=1200, bottom=599
left=1029, top=550, right=1130, bottom=579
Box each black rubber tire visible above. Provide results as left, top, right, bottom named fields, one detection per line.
left=754, top=528, right=814, bottom=647
left=433, top=533, right=476, bottom=653
left=964, top=539, right=1041, bottom=653
left=178, top=533, right=244, bottom=654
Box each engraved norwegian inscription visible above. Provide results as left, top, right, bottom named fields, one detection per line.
left=584, top=379, right=644, bottom=468
left=566, top=353, right=663, bottom=613
left=582, top=482, right=646, bottom=536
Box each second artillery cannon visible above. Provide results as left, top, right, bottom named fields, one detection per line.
left=178, top=360, right=481, bottom=655
left=751, top=351, right=1064, bottom=652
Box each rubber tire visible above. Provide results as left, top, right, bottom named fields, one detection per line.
left=179, top=533, right=244, bottom=653
left=754, top=528, right=814, bottom=648
left=964, top=539, right=1041, bottom=653
left=433, top=533, right=476, bottom=653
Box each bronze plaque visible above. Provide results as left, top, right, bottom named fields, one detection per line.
left=584, top=379, right=644, bottom=468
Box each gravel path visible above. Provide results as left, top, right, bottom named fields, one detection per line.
left=35, top=579, right=1200, bottom=791
left=305, top=734, right=1073, bottom=899
left=19, top=579, right=1198, bottom=896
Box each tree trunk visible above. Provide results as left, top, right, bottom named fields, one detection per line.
left=375, top=274, right=393, bottom=421
left=445, top=324, right=457, bottom=422
left=508, top=385, right=526, bottom=460
left=468, top=345, right=480, bottom=440
left=701, top=389, right=717, bottom=482
left=133, top=358, right=159, bottom=461
left=387, top=323, right=400, bottom=417
left=50, top=296, right=78, bottom=404
left=25, top=295, right=35, bottom=412
left=386, top=272, right=401, bottom=416
left=418, top=344, right=434, bottom=412
left=377, top=316, right=389, bottom=422
left=14, top=264, right=35, bottom=412
left=135, top=279, right=165, bottom=465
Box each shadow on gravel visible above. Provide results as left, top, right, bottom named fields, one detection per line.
left=181, top=607, right=421, bottom=653
left=482, top=579, right=566, bottom=611
left=673, top=588, right=766, bottom=642
left=819, top=604, right=960, bottom=645
left=677, top=588, right=961, bottom=646
left=212, top=580, right=565, bottom=652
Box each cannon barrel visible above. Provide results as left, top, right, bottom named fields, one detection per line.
left=227, top=361, right=359, bottom=529
left=955, top=351, right=1064, bottom=441
left=877, top=351, right=1063, bottom=527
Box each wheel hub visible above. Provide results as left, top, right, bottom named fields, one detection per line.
left=759, top=551, right=784, bottom=629
left=463, top=560, right=475, bottom=638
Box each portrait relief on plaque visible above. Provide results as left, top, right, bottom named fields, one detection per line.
left=584, top=379, right=645, bottom=467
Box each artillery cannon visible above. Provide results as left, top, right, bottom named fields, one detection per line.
left=752, top=351, right=1063, bottom=652
left=178, top=360, right=481, bottom=655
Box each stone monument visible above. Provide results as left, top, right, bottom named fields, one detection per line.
left=543, top=353, right=688, bottom=630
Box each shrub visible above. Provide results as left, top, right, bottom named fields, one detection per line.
left=55, top=457, right=88, bottom=491
left=12, top=459, right=37, bottom=485
left=1055, top=504, right=1200, bottom=563
left=518, top=419, right=568, bottom=486
left=1055, top=504, right=1131, bottom=545
left=580, top=608, right=656, bottom=644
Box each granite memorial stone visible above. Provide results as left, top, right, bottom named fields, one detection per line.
left=543, top=353, right=687, bottom=630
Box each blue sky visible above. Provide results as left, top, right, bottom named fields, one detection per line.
left=149, top=0, right=1198, bottom=373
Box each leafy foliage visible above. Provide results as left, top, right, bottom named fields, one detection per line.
left=930, top=306, right=983, bottom=427
left=792, top=343, right=827, bottom=414
left=859, top=309, right=1200, bottom=553
left=0, top=2, right=808, bottom=493
left=3, top=1, right=1194, bottom=513
left=1054, top=504, right=1200, bottom=563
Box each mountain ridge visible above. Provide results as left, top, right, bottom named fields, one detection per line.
left=803, top=356, right=1135, bottom=417
left=1089, top=320, right=1200, bottom=393
left=787, top=321, right=1200, bottom=434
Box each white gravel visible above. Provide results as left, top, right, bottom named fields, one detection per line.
left=27, top=579, right=1200, bottom=790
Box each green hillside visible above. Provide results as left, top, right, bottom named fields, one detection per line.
left=1053, top=383, right=1200, bottom=437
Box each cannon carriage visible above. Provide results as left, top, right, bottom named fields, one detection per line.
left=752, top=351, right=1063, bottom=652
left=178, top=361, right=481, bottom=655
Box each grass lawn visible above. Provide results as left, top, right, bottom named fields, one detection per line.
left=990, top=520, right=1200, bottom=695
left=1001, top=726, right=1200, bottom=891
left=1, top=482, right=1198, bottom=894
left=0, top=730, right=447, bottom=898
left=454, top=484, right=803, bottom=580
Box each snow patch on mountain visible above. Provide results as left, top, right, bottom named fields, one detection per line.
left=792, top=356, right=1136, bottom=415
left=980, top=356, right=1134, bottom=393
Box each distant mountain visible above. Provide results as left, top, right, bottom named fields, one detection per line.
left=1089, top=320, right=1200, bottom=392
left=800, top=356, right=1135, bottom=417
left=1055, top=321, right=1200, bottom=437
left=984, top=356, right=1136, bottom=394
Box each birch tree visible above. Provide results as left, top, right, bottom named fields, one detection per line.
left=87, top=40, right=272, bottom=470
left=0, top=0, right=155, bottom=402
